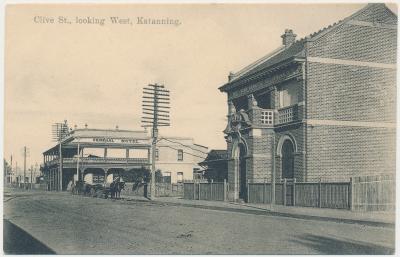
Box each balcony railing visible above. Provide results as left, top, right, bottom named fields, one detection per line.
left=46, top=157, right=149, bottom=166
left=278, top=104, right=298, bottom=124
left=260, top=110, right=274, bottom=125
left=231, top=104, right=299, bottom=128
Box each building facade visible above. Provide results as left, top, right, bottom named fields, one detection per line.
left=219, top=4, right=397, bottom=201
left=42, top=128, right=152, bottom=191
left=42, top=127, right=207, bottom=190
left=155, top=137, right=208, bottom=183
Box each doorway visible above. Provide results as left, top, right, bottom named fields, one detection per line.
left=238, top=144, right=247, bottom=201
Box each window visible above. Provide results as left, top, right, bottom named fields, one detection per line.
left=93, top=175, right=105, bottom=184
left=279, top=83, right=299, bottom=108
left=177, top=172, right=184, bottom=183
left=177, top=149, right=183, bottom=161
left=155, top=148, right=159, bottom=161
left=162, top=172, right=171, bottom=183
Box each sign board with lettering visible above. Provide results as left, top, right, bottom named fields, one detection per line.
left=72, top=137, right=151, bottom=145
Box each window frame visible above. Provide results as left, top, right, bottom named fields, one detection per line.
left=177, top=149, right=184, bottom=161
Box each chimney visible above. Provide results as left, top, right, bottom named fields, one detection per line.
left=281, top=29, right=297, bottom=48
left=228, top=72, right=235, bottom=82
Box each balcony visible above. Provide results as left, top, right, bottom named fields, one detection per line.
left=248, top=104, right=299, bottom=127
left=45, top=157, right=149, bottom=167
left=277, top=104, right=298, bottom=124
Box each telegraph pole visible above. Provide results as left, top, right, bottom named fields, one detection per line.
left=23, top=146, right=26, bottom=188
left=30, top=165, right=33, bottom=189
left=21, top=147, right=29, bottom=189
left=10, top=154, right=13, bottom=184
left=142, top=84, right=170, bottom=199
left=52, top=120, right=69, bottom=191
left=15, top=161, right=18, bottom=187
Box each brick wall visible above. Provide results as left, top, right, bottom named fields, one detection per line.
left=305, top=6, right=397, bottom=181
left=307, top=63, right=396, bottom=123
left=306, top=125, right=395, bottom=182
left=275, top=124, right=305, bottom=181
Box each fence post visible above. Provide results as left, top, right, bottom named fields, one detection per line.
left=223, top=179, right=227, bottom=202
left=247, top=179, right=250, bottom=203
left=293, top=178, right=296, bottom=206
left=318, top=178, right=322, bottom=208
left=193, top=182, right=196, bottom=200
left=283, top=179, right=287, bottom=206
left=263, top=179, right=266, bottom=204
left=198, top=182, right=201, bottom=200
left=349, top=177, right=353, bottom=210
left=211, top=179, right=213, bottom=201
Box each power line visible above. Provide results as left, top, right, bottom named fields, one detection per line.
left=160, top=145, right=207, bottom=160
left=157, top=137, right=209, bottom=155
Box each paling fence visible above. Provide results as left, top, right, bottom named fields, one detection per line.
left=121, top=182, right=183, bottom=198
left=184, top=174, right=395, bottom=211
left=248, top=180, right=350, bottom=209
left=183, top=180, right=227, bottom=201
left=351, top=174, right=395, bottom=211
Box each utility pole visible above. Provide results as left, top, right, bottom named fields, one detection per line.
left=30, top=165, right=33, bottom=189
left=15, top=161, right=18, bottom=187
left=24, top=147, right=26, bottom=188
left=10, top=154, right=13, bottom=184
left=52, top=120, right=69, bottom=191
left=141, top=83, right=170, bottom=199
left=21, top=146, right=29, bottom=189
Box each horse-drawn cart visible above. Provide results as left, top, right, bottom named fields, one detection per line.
left=71, top=174, right=125, bottom=199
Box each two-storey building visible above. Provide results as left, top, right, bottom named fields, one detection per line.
left=155, top=138, right=208, bottom=183
left=42, top=128, right=152, bottom=191
left=219, top=4, right=397, bottom=201
left=42, top=127, right=207, bottom=190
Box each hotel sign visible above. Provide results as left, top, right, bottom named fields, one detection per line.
left=74, top=137, right=150, bottom=145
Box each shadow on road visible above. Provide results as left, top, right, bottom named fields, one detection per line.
left=3, top=219, right=56, bottom=254
left=292, top=233, right=394, bottom=254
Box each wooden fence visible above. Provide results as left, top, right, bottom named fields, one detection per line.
left=247, top=174, right=394, bottom=211
left=248, top=179, right=351, bottom=209
left=121, top=182, right=183, bottom=198
left=351, top=174, right=395, bottom=211
left=183, top=180, right=227, bottom=201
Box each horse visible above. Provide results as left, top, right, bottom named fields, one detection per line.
left=109, top=177, right=125, bottom=199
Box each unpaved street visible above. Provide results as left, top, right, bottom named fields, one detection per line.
left=3, top=189, right=395, bottom=254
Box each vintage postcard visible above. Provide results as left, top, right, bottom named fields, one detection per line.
left=3, top=2, right=397, bottom=255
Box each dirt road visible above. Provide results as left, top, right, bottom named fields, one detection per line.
left=3, top=189, right=395, bottom=254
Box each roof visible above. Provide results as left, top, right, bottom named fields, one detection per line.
left=199, top=150, right=228, bottom=165
left=219, top=3, right=397, bottom=92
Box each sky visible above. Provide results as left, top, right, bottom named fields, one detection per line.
left=4, top=3, right=397, bottom=172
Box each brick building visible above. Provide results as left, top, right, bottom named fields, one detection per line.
left=219, top=4, right=397, bottom=201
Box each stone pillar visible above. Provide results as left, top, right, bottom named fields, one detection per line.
left=227, top=159, right=238, bottom=201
